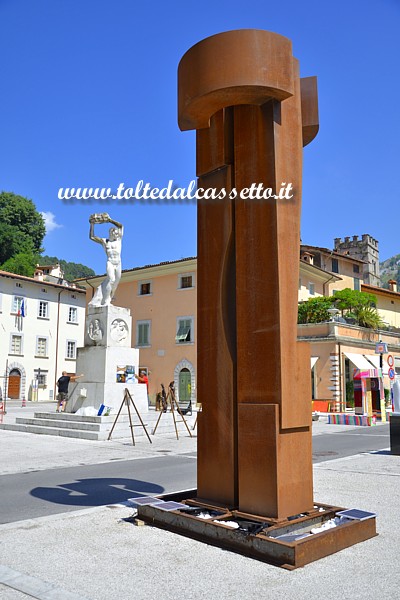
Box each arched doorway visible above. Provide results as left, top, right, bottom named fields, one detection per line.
left=8, top=369, right=21, bottom=399
left=178, top=368, right=191, bottom=403
left=174, top=359, right=195, bottom=404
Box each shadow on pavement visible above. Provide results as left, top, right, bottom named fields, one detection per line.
left=30, top=477, right=164, bottom=507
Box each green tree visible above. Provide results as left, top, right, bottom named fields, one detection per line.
left=331, top=288, right=383, bottom=329
left=1, top=252, right=39, bottom=277
left=0, top=223, right=35, bottom=264
left=331, top=288, right=377, bottom=315
left=298, top=296, right=334, bottom=324
left=0, top=191, right=46, bottom=259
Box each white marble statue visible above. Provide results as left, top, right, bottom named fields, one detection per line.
left=88, top=213, right=124, bottom=307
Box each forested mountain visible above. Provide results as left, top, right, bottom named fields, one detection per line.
left=380, top=254, right=400, bottom=288
left=40, top=255, right=95, bottom=281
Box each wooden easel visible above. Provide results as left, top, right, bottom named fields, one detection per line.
left=192, top=403, right=202, bottom=431
left=152, top=384, right=193, bottom=440
left=108, top=388, right=152, bottom=446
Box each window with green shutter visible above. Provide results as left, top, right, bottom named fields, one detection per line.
left=137, top=321, right=150, bottom=346
left=176, top=318, right=192, bottom=343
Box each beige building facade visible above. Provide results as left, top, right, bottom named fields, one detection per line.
left=300, top=245, right=365, bottom=293
left=298, top=260, right=341, bottom=301
left=362, top=282, right=400, bottom=330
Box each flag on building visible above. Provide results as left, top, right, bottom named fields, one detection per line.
left=18, top=300, right=25, bottom=317
left=16, top=299, right=25, bottom=331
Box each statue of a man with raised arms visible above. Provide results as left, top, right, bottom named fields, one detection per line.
left=88, top=213, right=124, bottom=307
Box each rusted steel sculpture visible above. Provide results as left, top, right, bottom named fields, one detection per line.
left=178, top=29, right=319, bottom=519
left=134, top=31, right=377, bottom=569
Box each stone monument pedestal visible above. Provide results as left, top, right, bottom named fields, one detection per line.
left=67, top=305, right=148, bottom=415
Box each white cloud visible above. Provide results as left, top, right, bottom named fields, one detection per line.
left=41, top=211, right=62, bottom=233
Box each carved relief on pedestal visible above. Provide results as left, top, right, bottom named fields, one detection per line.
left=110, top=318, right=129, bottom=344
left=87, top=318, right=104, bottom=345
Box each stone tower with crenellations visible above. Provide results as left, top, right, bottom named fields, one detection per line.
left=334, top=234, right=380, bottom=287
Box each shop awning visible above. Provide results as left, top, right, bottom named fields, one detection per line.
left=310, top=356, right=319, bottom=369
left=364, top=354, right=388, bottom=375
left=343, top=352, right=375, bottom=371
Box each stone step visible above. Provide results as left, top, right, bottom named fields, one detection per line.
left=0, top=411, right=196, bottom=440
left=32, top=413, right=194, bottom=431
left=0, top=423, right=103, bottom=440
left=34, top=411, right=113, bottom=423
left=15, top=417, right=104, bottom=432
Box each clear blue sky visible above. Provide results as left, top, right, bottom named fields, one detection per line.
left=1, top=0, right=399, bottom=274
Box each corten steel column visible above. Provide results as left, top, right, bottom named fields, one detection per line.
left=178, top=30, right=319, bottom=519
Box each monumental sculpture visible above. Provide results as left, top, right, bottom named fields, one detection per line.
left=88, top=213, right=123, bottom=307
left=178, top=29, right=318, bottom=519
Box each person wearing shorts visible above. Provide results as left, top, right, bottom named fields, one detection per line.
left=56, top=371, right=84, bottom=412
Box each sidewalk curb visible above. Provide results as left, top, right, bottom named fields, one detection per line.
left=0, top=564, right=90, bottom=600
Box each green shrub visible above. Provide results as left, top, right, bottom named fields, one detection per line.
left=384, top=388, right=391, bottom=406
left=346, top=380, right=355, bottom=408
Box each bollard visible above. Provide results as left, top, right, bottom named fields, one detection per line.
left=21, top=396, right=26, bottom=408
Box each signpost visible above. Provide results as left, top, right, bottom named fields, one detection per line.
left=375, top=342, right=388, bottom=355
left=375, top=341, right=388, bottom=371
